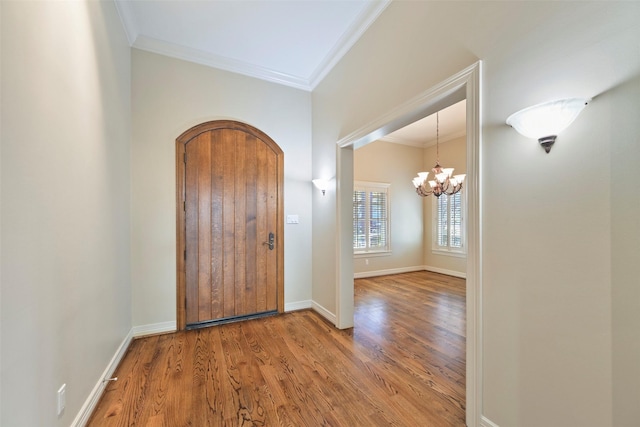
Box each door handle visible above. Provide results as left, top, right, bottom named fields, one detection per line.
left=263, top=232, right=274, bottom=250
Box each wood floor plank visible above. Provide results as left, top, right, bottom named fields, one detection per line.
left=290, top=313, right=424, bottom=425
left=87, top=271, right=466, bottom=426
left=89, top=335, right=159, bottom=426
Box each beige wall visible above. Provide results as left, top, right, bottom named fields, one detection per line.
left=352, top=136, right=467, bottom=278
left=610, top=74, right=640, bottom=426
left=1, top=1, right=132, bottom=425
left=313, top=1, right=640, bottom=426
left=423, top=136, right=466, bottom=276
left=353, top=141, right=424, bottom=275
left=311, top=0, right=481, bottom=322
left=1, top=1, right=638, bottom=426
left=131, top=50, right=313, bottom=326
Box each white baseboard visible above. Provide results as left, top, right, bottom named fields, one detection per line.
left=312, top=301, right=336, bottom=324
left=354, top=265, right=425, bottom=279
left=71, top=329, right=133, bottom=427
left=132, top=321, right=176, bottom=337
left=71, top=321, right=175, bottom=426
left=73, top=306, right=359, bottom=426
left=481, top=415, right=500, bottom=427
left=285, top=299, right=312, bottom=312
left=354, top=265, right=466, bottom=279
left=423, top=265, right=467, bottom=279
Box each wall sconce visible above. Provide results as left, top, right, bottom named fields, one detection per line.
left=506, top=98, right=590, bottom=153
left=312, top=179, right=329, bottom=196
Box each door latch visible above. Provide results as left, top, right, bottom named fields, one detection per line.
left=263, top=232, right=275, bottom=250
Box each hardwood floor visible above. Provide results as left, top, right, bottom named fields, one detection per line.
left=88, top=271, right=466, bottom=426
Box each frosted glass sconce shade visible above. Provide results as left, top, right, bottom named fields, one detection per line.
left=506, top=98, right=590, bottom=153
left=312, top=179, right=329, bottom=196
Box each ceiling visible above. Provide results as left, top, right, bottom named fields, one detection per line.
left=114, top=0, right=466, bottom=145
left=380, top=100, right=467, bottom=148
left=114, top=0, right=390, bottom=91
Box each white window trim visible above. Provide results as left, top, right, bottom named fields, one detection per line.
left=432, top=189, right=466, bottom=257
left=353, top=181, right=391, bottom=255
left=354, top=251, right=391, bottom=259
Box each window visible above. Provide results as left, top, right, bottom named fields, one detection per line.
left=433, top=190, right=465, bottom=255
left=353, top=182, right=390, bottom=254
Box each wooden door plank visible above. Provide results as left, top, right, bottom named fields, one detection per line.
left=255, top=142, right=268, bottom=313
left=244, top=135, right=258, bottom=316
left=265, top=148, right=278, bottom=311
left=177, top=121, right=284, bottom=327
left=210, top=131, right=224, bottom=319
left=233, top=133, right=247, bottom=317
left=222, top=129, right=236, bottom=319
left=176, top=143, right=187, bottom=330
left=196, top=133, right=212, bottom=322
left=185, top=142, right=200, bottom=325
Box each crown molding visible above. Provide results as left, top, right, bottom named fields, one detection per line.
left=133, top=35, right=312, bottom=91
left=113, top=0, right=138, bottom=46
left=379, top=129, right=467, bottom=148
left=378, top=135, right=425, bottom=148
left=114, top=0, right=391, bottom=91
left=309, top=0, right=392, bottom=89
left=422, top=129, right=468, bottom=147
left=113, top=0, right=310, bottom=89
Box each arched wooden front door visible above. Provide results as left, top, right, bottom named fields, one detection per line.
left=176, top=121, right=284, bottom=330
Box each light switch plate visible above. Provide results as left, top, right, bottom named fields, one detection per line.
left=286, top=215, right=299, bottom=224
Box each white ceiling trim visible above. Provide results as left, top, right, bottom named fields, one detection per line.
left=133, top=35, right=312, bottom=90
left=378, top=135, right=425, bottom=148
left=380, top=129, right=467, bottom=148
left=114, top=0, right=391, bottom=91
left=113, top=0, right=138, bottom=46
left=308, top=0, right=391, bottom=89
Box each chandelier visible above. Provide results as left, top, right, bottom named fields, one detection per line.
left=412, top=111, right=465, bottom=197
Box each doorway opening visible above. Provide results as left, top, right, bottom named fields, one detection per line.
left=335, top=62, right=482, bottom=426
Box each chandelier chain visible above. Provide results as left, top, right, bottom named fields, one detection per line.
left=411, top=109, right=465, bottom=197
left=436, top=112, right=440, bottom=163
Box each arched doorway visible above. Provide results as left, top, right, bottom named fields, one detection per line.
left=175, top=120, right=284, bottom=330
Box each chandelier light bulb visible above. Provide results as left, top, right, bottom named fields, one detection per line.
left=412, top=111, right=465, bottom=198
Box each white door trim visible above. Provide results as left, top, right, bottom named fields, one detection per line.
left=335, top=61, right=483, bottom=427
